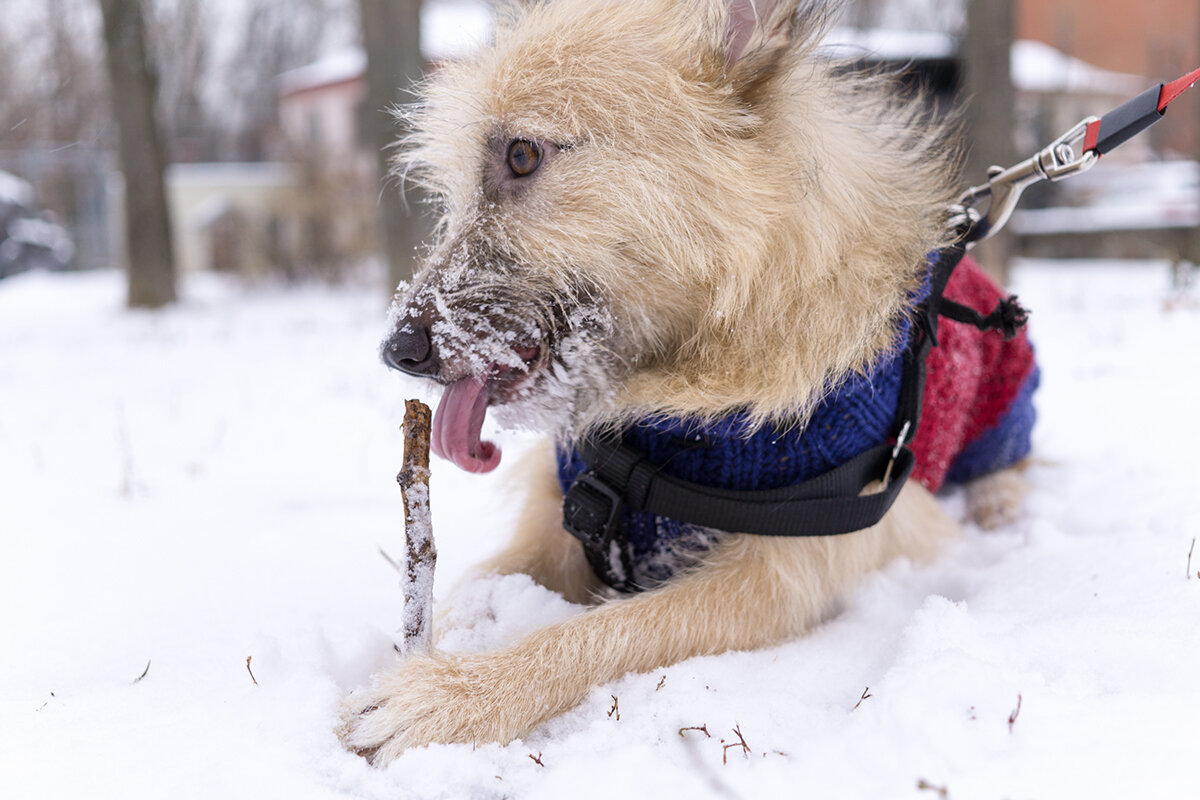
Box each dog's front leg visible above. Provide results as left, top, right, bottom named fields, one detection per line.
left=338, top=483, right=954, bottom=767
left=338, top=539, right=777, bottom=765
left=339, top=483, right=954, bottom=764
left=469, top=442, right=603, bottom=605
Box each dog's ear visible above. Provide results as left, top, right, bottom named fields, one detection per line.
left=723, top=0, right=782, bottom=66
left=707, top=0, right=832, bottom=103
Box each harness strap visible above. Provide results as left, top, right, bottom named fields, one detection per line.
left=563, top=235, right=978, bottom=592
left=564, top=437, right=915, bottom=591
left=939, top=295, right=1029, bottom=340
left=892, top=235, right=965, bottom=442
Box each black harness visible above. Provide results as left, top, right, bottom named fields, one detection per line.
left=562, top=236, right=1028, bottom=592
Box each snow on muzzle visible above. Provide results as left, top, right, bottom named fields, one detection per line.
left=381, top=316, right=541, bottom=474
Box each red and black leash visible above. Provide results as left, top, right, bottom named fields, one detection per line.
left=962, top=64, right=1200, bottom=245
left=1083, top=65, right=1200, bottom=156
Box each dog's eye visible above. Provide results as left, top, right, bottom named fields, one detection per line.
left=507, top=139, right=543, bottom=177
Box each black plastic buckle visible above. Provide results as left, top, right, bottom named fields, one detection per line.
left=563, top=471, right=622, bottom=549
left=562, top=470, right=635, bottom=591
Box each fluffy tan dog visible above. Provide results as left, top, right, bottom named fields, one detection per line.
left=338, top=0, right=1018, bottom=765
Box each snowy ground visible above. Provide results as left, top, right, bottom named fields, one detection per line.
left=1, top=260, right=1198, bottom=799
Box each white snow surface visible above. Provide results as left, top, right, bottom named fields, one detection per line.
left=1010, top=39, right=1144, bottom=95
left=0, top=169, right=35, bottom=207
left=2, top=261, right=1199, bottom=799
left=823, top=27, right=958, bottom=61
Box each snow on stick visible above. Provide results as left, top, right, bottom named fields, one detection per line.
left=397, top=399, right=436, bottom=654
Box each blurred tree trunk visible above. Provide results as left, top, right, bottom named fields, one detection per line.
left=359, top=0, right=429, bottom=292
left=99, top=0, right=177, bottom=308
left=961, top=0, right=1016, bottom=285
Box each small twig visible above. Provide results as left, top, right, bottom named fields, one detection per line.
left=398, top=400, right=436, bottom=654
left=656, top=674, right=666, bottom=691
left=917, top=778, right=949, bottom=798
left=35, top=692, right=55, bottom=712
left=528, top=752, right=544, bottom=767
left=1188, top=538, right=1195, bottom=579
left=607, top=694, right=620, bottom=720
left=678, top=726, right=743, bottom=800
left=132, top=660, right=151, bottom=684
left=679, top=724, right=711, bottom=738
left=852, top=686, right=872, bottom=710
left=246, top=656, right=259, bottom=686
left=1008, top=693, right=1022, bottom=732
left=721, top=724, right=751, bottom=765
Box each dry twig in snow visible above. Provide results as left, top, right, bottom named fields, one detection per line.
left=917, top=778, right=949, bottom=798
left=679, top=724, right=711, bottom=738
left=398, top=399, right=436, bottom=654
left=721, top=724, right=751, bottom=764
left=1008, top=693, right=1022, bottom=732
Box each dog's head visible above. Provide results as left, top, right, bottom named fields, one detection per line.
left=382, top=0, right=956, bottom=473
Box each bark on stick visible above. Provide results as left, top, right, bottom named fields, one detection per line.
left=397, top=399, right=435, bottom=653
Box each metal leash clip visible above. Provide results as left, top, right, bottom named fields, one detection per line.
left=957, top=116, right=1100, bottom=246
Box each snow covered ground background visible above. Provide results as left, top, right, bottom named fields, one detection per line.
left=1, top=259, right=1198, bottom=799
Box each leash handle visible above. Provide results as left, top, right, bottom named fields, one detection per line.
left=958, top=64, right=1200, bottom=246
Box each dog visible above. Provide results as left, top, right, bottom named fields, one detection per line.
left=337, top=0, right=1037, bottom=765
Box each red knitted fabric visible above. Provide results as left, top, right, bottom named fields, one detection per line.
left=910, top=256, right=1036, bottom=491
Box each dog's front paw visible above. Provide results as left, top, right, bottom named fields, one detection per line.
left=336, top=651, right=528, bottom=766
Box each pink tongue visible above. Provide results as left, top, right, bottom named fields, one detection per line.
left=431, top=376, right=501, bottom=473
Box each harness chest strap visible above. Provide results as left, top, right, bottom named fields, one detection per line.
left=562, top=239, right=1001, bottom=591
left=564, top=435, right=917, bottom=591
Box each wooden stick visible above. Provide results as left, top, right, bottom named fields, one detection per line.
left=397, top=399, right=435, bottom=654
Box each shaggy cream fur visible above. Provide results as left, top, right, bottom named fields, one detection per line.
left=339, top=0, right=995, bottom=764
left=397, top=0, right=958, bottom=430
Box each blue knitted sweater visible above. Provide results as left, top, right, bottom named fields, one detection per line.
left=556, top=258, right=1037, bottom=589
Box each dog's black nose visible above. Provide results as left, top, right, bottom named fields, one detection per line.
left=382, top=324, right=440, bottom=377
